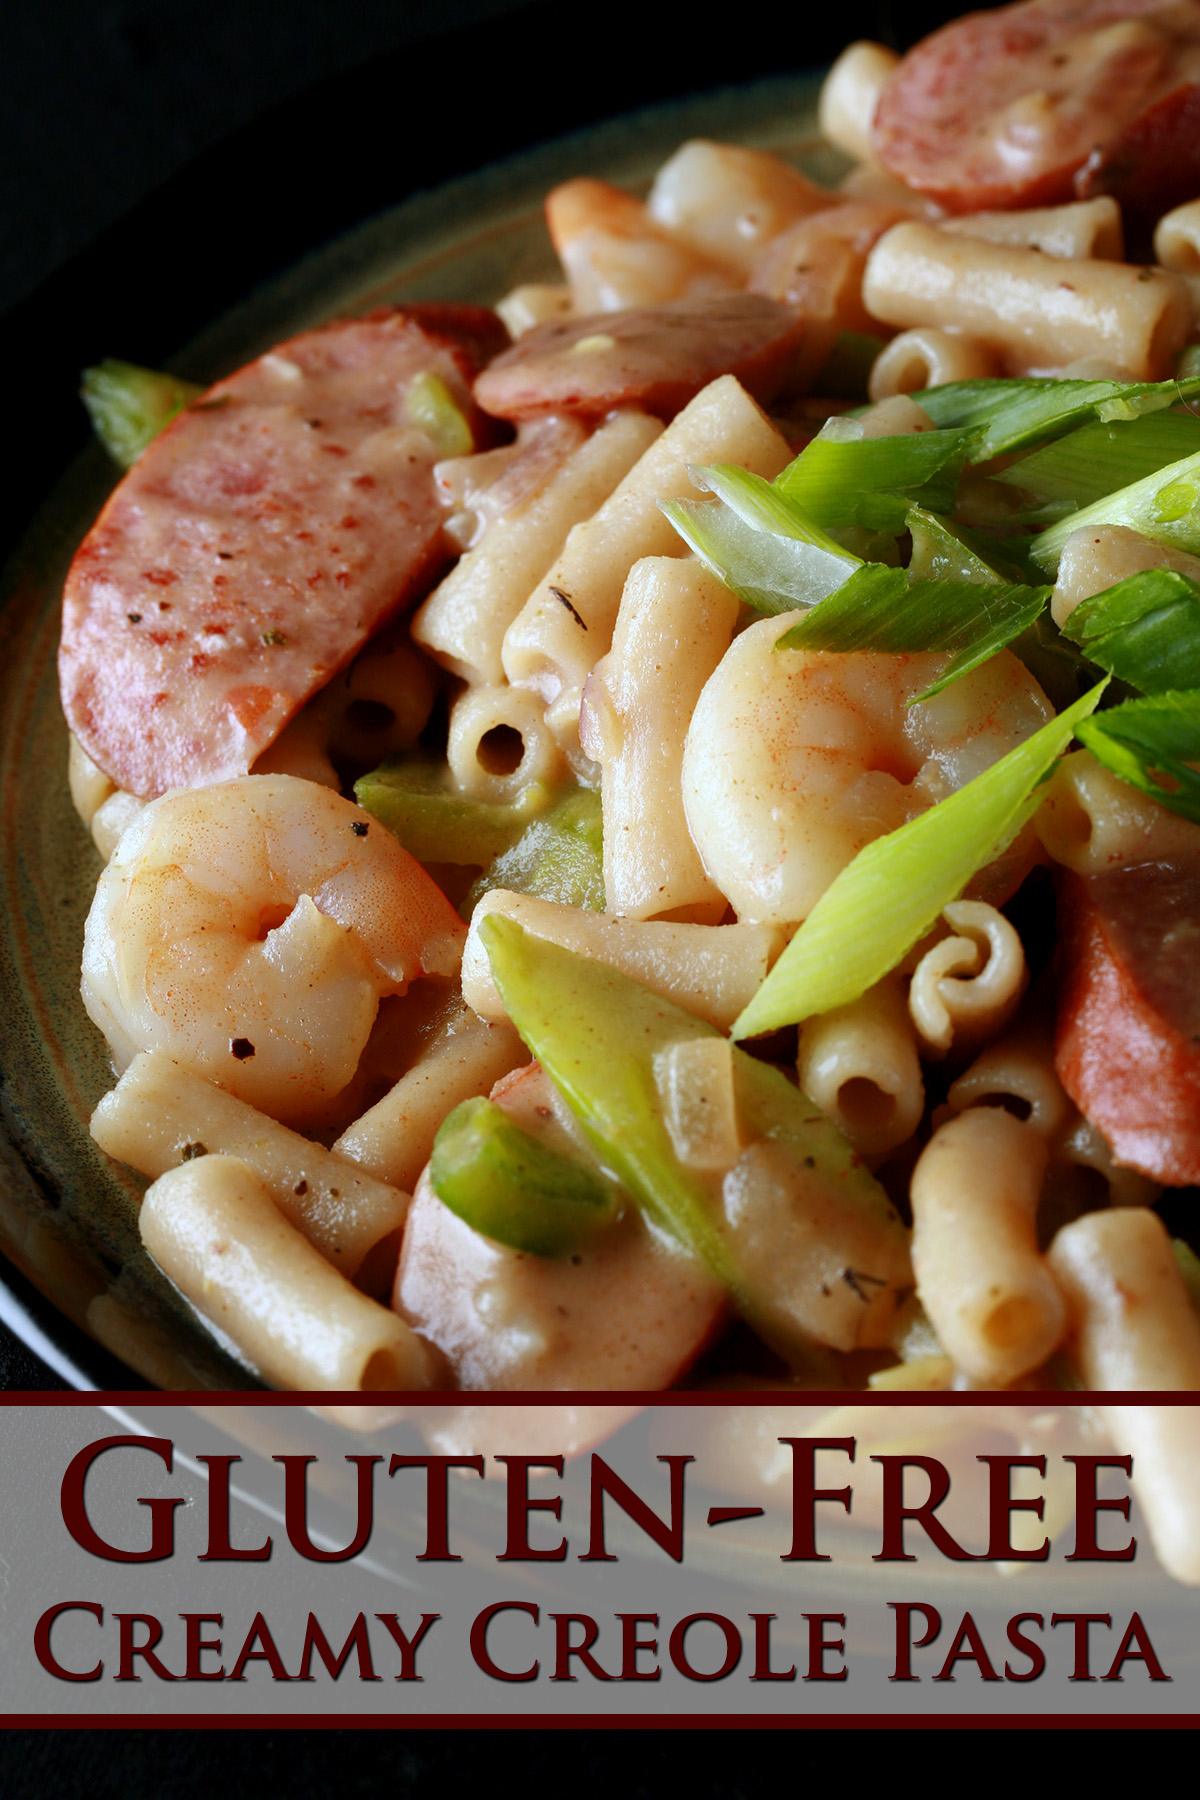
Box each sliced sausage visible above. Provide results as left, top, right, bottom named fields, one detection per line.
left=59, top=305, right=509, bottom=800
left=874, top=0, right=1200, bottom=215
left=1075, top=81, right=1200, bottom=231
left=1054, top=858, right=1200, bottom=1184
left=472, top=292, right=807, bottom=423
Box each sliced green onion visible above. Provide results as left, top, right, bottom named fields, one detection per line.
left=1029, top=449, right=1200, bottom=574
left=774, top=422, right=973, bottom=532
left=776, top=564, right=1049, bottom=700
left=1076, top=690, right=1200, bottom=824
left=81, top=359, right=203, bottom=467
left=906, top=505, right=1029, bottom=584
left=661, top=464, right=860, bottom=615
left=731, top=682, right=1107, bottom=1039
left=911, top=375, right=1200, bottom=463
left=1060, top=569, right=1200, bottom=693
left=994, top=411, right=1200, bottom=517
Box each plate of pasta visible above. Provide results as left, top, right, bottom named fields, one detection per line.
left=4, top=0, right=1200, bottom=1408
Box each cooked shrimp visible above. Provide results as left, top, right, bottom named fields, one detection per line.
left=81, top=773, right=465, bottom=1126
left=545, top=178, right=735, bottom=313
left=681, top=615, right=1054, bottom=924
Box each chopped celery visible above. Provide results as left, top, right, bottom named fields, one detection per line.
left=466, top=786, right=605, bottom=913
left=480, top=915, right=908, bottom=1354
left=1029, top=449, right=1200, bottom=574
left=1076, top=690, right=1200, bottom=825
left=994, top=411, right=1200, bottom=517
left=775, top=563, right=1048, bottom=700
left=430, top=1097, right=618, bottom=1255
left=80, top=359, right=203, bottom=467
left=355, top=759, right=551, bottom=864
left=775, top=423, right=973, bottom=532
left=1060, top=569, right=1200, bottom=693
left=911, top=374, right=1200, bottom=462
left=731, top=682, right=1106, bottom=1039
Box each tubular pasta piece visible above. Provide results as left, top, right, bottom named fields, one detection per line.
left=945, top=1024, right=1073, bottom=1139
left=862, top=221, right=1191, bottom=379
left=911, top=1107, right=1065, bottom=1385
left=907, top=900, right=1026, bottom=1058
left=90, top=790, right=147, bottom=863
left=334, top=999, right=528, bottom=1190
left=414, top=410, right=661, bottom=688
left=818, top=41, right=900, bottom=166
left=1094, top=1404, right=1200, bottom=1586
left=139, top=1155, right=436, bottom=1391
left=462, top=889, right=783, bottom=1033
left=868, top=327, right=999, bottom=401
left=68, top=731, right=115, bottom=830
left=494, top=284, right=574, bottom=337
left=1048, top=1207, right=1200, bottom=1391
left=796, top=976, right=924, bottom=1157
left=938, top=197, right=1124, bottom=261
left=1035, top=749, right=1200, bottom=875
left=446, top=683, right=567, bottom=803
left=501, top=375, right=791, bottom=756
left=90, top=1051, right=409, bottom=1277
left=1154, top=199, right=1200, bottom=273
left=647, top=140, right=831, bottom=278
left=580, top=554, right=738, bottom=921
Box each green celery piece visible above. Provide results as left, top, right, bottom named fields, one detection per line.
left=775, top=423, right=973, bottom=532
left=775, top=563, right=1049, bottom=701
left=1061, top=569, right=1200, bottom=692
left=479, top=914, right=905, bottom=1349
left=660, top=463, right=860, bottom=614
left=1076, top=690, right=1200, bottom=824
left=1029, top=449, right=1200, bottom=574
left=907, top=506, right=1035, bottom=586
left=81, top=359, right=203, bottom=467
left=732, top=682, right=1106, bottom=1039
left=994, top=411, right=1200, bottom=516
left=466, top=786, right=605, bottom=913
left=912, top=374, right=1200, bottom=463
left=430, top=1097, right=618, bottom=1255
left=355, top=759, right=551, bottom=864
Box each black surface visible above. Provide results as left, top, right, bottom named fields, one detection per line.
left=0, top=0, right=995, bottom=1391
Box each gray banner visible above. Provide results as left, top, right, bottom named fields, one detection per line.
left=0, top=1400, right=1194, bottom=1719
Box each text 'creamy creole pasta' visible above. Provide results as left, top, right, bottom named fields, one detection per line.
left=57, top=0, right=1200, bottom=1431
